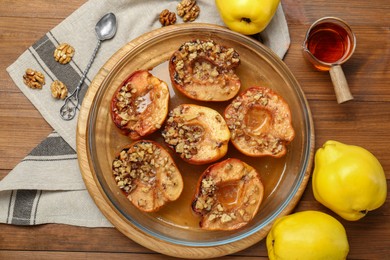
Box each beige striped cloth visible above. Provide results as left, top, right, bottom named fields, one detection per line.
left=0, top=0, right=290, bottom=227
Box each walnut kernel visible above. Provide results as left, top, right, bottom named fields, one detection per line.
left=50, top=80, right=68, bottom=100
left=54, top=43, right=75, bottom=64
left=162, top=106, right=204, bottom=160
left=23, top=68, right=45, bottom=89
left=159, top=9, right=176, bottom=26
left=177, top=0, right=200, bottom=22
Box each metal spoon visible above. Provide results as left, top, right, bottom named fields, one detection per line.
left=60, top=12, right=117, bottom=120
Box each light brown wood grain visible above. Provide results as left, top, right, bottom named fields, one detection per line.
left=1, top=0, right=389, bottom=259
left=0, top=251, right=267, bottom=260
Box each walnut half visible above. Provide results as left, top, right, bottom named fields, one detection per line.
left=159, top=9, right=176, bottom=26
left=23, top=68, right=45, bottom=89
left=50, top=80, right=68, bottom=100
left=54, top=43, right=75, bottom=64
left=177, top=0, right=200, bottom=22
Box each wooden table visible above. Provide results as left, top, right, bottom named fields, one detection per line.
left=1, top=0, right=389, bottom=259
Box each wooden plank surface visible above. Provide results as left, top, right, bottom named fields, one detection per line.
left=0, top=0, right=389, bottom=259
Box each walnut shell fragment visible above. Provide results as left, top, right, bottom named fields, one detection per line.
left=192, top=158, right=264, bottom=230
left=23, top=68, right=45, bottom=89
left=224, top=87, right=295, bottom=157
left=111, top=70, right=170, bottom=140
left=50, top=80, right=68, bottom=100
left=162, top=104, right=230, bottom=165
left=112, top=140, right=184, bottom=212
left=54, top=43, right=75, bottom=64
left=169, top=39, right=241, bottom=102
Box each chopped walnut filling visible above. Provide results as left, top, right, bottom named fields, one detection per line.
left=112, top=81, right=148, bottom=127
left=192, top=158, right=263, bottom=230
left=193, top=176, right=216, bottom=212
left=111, top=70, right=170, bottom=140
left=194, top=175, right=250, bottom=224
left=169, top=39, right=241, bottom=101
left=112, top=141, right=166, bottom=194
left=162, top=106, right=204, bottom=160
left=112, top=140, right=184, bottom=212
left=225, top=87, right=295, bottom=157
left=173, top=39, right=239, bottom=85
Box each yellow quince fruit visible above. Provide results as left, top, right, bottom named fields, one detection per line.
left=266, top=211, right=349, bottom=260
left=313, top=140, right=387, bottom=221
left=215, top=0, right=280, bottom=35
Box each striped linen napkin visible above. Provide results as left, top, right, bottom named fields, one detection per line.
left=0, top=0, right=290, bottom=227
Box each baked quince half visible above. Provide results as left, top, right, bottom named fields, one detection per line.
left=111, top=70, right=170, bottom=140
left=112, top=140, right=184, bottom=212
left=192, top=158, right=264, bottom=230
left=162, top=104, right=230, bottom=165
left=169, top=39, right=241, bottom=101
left=224, top=87, right=295, bottom=158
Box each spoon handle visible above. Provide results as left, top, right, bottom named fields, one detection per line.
left=60, top=40, right=102, bottom=120
left=79, top=40, right=102, bottom=90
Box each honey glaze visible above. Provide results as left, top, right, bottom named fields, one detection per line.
left=306, top=22, right=351, bottom=64
left=151, top=161, right=204, bottom=228
left=244, top=106, right=271, bottom=135
left=216, top=180, right=243, bottom=209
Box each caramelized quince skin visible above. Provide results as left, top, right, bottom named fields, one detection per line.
left=111, top=70, right=170, bottom=140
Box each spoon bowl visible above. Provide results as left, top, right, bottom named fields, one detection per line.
left=96, top=13, right=117, bottom=41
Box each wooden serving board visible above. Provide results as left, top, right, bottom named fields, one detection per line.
left=76, top=23, right=315, bottom=258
